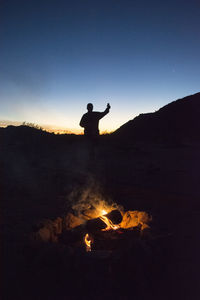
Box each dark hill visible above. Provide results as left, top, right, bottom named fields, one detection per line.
left=0, top=125, right=79, bottom=146
left=113, top=92, right=200, bottom=143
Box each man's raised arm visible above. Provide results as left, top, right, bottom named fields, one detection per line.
left=99, top=103, right=111, bottom=119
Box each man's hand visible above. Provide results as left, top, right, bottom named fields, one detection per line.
left=107, top=103, right=111, bottom=110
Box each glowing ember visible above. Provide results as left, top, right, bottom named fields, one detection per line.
left=84, top=233, right=92, bottom=252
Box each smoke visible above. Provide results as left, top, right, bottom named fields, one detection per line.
left=66, top=175, right=123, bottom=220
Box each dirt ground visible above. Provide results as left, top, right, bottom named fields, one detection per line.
left=1, top=129, right=200, bottom=300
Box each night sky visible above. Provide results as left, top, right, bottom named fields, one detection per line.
left=0, top=0, right=200, bottom=133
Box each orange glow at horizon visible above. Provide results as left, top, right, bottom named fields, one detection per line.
left=46, top=127, right=114, bottom=135
left=0, top=116, right=122, bottom=135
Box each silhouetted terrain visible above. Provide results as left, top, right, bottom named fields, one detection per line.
left=113, top=92, right=200, bottom=143
left=1, top=93, right=200, bottom=300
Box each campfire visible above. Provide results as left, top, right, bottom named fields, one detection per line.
left=30, top=195, right=169, bottom=300
left=83, top=208, right=151, bottom=252
left=32, top=201, right=152, bottom=254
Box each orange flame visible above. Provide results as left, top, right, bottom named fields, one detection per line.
left=98, top=209, right=119, bottom=231
left=84, top=233, right=92, bottom=252
left=100, top=215, right=120, bottom=231
left=101, top=209, right=107, bottom=216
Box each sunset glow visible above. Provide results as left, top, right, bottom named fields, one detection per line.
left=0, top=1, right=199, bottom=133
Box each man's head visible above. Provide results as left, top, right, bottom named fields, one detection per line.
left=87, top=103, right=93, bottom=112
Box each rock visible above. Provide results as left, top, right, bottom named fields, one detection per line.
left=120, top=211, right=151, bottom=229
left=64, top=213, right=85, bottom=229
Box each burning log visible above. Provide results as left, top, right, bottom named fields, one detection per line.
left=104, top=210, right=123, bottom=224
left=86, top=209, right=122, bottom=233
left=91, top=227, right=141, bottom=251
left=86, top=217, right=107, bottom=232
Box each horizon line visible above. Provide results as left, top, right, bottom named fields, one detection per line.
left=0, top=120, right=114, bottom=135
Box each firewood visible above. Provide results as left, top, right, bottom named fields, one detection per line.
left=86, top=217, right=107, bottom=232
left=105, top=210, right=122, bottom=224
left=86, top=210, right=122, bottom=232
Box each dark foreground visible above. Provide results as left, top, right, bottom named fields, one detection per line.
left=1, top=127, right=200, bottom=300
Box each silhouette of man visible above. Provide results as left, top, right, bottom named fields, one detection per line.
left=80, top=103, right=111, bottom=137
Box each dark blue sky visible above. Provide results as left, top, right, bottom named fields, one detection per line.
left=0, top=0, right=200, bottom=132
